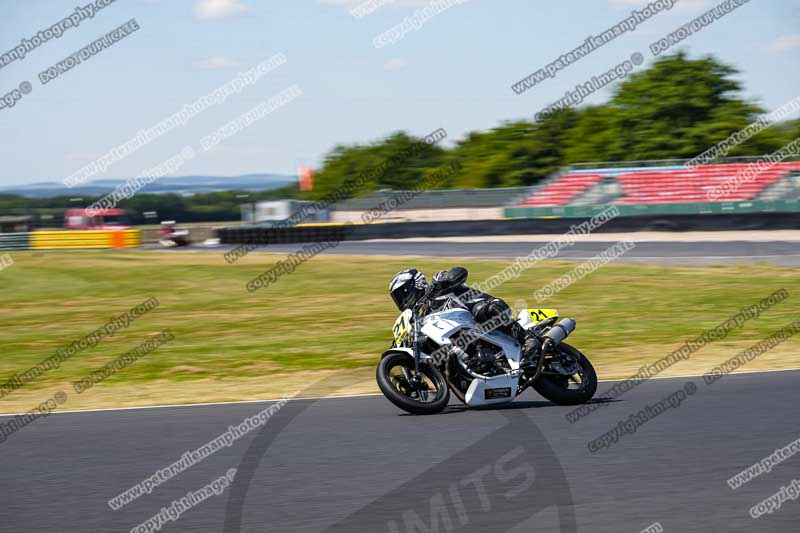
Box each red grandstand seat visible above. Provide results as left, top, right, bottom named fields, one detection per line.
left=520, top=173, right=604, bottom=206
left=517, top=162, right=797, bottom=207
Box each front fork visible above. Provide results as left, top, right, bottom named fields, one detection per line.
left=411, top=315, right=422, bottom=382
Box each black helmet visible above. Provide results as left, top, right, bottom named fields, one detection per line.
left=472, top=297, right=512, bottom=326
left=431, top=266, right=468, bottom=293
left=389, top=269, right=427, bottom=310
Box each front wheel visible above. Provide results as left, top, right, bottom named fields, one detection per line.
left=377, top=352, right=450, bottom=415
left=532, top=343, right=597, bottom=405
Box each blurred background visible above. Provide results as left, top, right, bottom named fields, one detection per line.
left=0, top=0, right=798, bottom=408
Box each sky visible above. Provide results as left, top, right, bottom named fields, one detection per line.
left=0, top=0, right=798, bottom=187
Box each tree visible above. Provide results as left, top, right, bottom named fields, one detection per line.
left=608, top=51, right=765, bottom=160
left=306, top=52, right=796, bottom=192
left=307, top=132, right=447, bottom=200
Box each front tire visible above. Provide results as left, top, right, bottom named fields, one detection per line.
left=532, top=343, right=597, bottom=405
left=377, top=352, right=450, bottom=415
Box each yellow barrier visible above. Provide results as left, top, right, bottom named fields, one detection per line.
left=31, top=230, right=141, bottom=250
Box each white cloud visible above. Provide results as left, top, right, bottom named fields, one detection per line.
left=767, top=35, right=800, bottom=54
left=193, top=0, right=249, bottom=20
left=608, top=0, right=706, bottom=9
left=383, top=57, right=407, bottom=71
left=319, top=0, right=429, bottom=8
left=194, top=55, right=240, bottom=69
left=676, top=0, right=707, bottom=10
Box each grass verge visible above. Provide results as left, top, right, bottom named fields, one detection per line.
left=0, top=250, right=798, bottom=412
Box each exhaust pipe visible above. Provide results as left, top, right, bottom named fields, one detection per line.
left=542, top=318, right=576, bottom=353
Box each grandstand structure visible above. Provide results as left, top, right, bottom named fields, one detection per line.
left=327, top=157, right=800, bottom=222
left=517, top=160, right=800, bottom=208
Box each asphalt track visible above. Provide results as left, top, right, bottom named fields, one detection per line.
left=2, top=369, right=799, bottom=532
left=196, top=240, right=800, bottom=266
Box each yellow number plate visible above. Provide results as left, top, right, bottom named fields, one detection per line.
left=526, top=308, right=559, bottom=323
left=392, top=310, right=412, bottom=346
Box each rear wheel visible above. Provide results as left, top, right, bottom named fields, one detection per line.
left=377, top=352, right=449, bottom=415
left=532, top=343, right=597, bottom=405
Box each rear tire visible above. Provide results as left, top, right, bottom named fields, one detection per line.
left=377, top=352, right=449, bottom=415
left=532, top=343, right=597, bottom=405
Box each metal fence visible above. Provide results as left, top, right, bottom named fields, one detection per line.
left=505, top=199, right=800, bottom=219
left=0, top=233, right=31, bottom=251
left=0, top=230, right=141, bottom=251
left=567, top=155, right=800, bottom=171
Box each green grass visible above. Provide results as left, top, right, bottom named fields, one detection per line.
left=0, top=250, right=798, bottom=411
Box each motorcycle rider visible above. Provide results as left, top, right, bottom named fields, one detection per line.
left=394, top=266, right=525, bottom=343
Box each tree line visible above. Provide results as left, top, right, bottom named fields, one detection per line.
left=307, top=51, right=799, bottom=197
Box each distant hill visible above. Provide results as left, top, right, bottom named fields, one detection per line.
left=0, top=174, right=297, bottom=198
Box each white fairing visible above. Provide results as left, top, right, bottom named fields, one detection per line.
left=420, top=308, right=477, bottom=344
left=465, top=373, right=521, bottom=406
left=517, top=309, right=535, bottom=329
left=419, top=308, right=525, bottom=406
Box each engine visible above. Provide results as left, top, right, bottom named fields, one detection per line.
left=455, top=336, right=510, bottom=377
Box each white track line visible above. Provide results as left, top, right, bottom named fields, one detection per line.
left=361, top=230, right=800, bottom=243
left=1, top=367, right=798, bottom=418
left=317, top=251, right=800, bottom=262
left=382, top=254, right=800, bottom=260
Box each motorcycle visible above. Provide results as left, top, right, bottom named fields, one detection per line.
left=157, top=221, right=192, bottom=248
left=376, top=270, right=597, bottom=415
